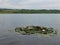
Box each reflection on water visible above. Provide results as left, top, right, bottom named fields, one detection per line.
left=0, top=14, right=60, bottom=45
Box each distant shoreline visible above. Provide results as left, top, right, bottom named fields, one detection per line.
left=0, top=9, right=60, bottom=14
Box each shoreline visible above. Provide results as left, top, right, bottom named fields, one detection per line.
left=0, top=9, right=60, bottom=14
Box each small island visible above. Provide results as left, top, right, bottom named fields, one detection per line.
left=15, top=26, right=57, bottom=36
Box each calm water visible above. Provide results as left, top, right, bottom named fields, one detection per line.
left=0, top=14, right=60, bottom=45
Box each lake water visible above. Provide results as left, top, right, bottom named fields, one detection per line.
left=0, top=14, right=60, bottom=45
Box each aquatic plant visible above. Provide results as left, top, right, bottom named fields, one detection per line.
left=15, top=26, right=57, bottom=36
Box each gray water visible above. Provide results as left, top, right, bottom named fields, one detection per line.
left=0, top=14, right=60, bottom=45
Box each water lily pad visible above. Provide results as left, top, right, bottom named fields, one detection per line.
left=14, top=26, right=57, bottom=37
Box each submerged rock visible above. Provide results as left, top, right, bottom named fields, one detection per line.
left=15, top=26, right=57, bottom=36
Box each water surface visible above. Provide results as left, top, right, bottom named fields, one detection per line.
left=0, top=14, right=60, bottom=45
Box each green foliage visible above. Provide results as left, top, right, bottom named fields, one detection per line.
left=0, top=9, right=60, bottom=13
left=15, top=26, right=57, bottom=35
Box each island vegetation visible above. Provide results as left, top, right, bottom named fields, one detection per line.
left=15, top=26, right=57, bottom=36
left=0, top=9, right=60, bottom=13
